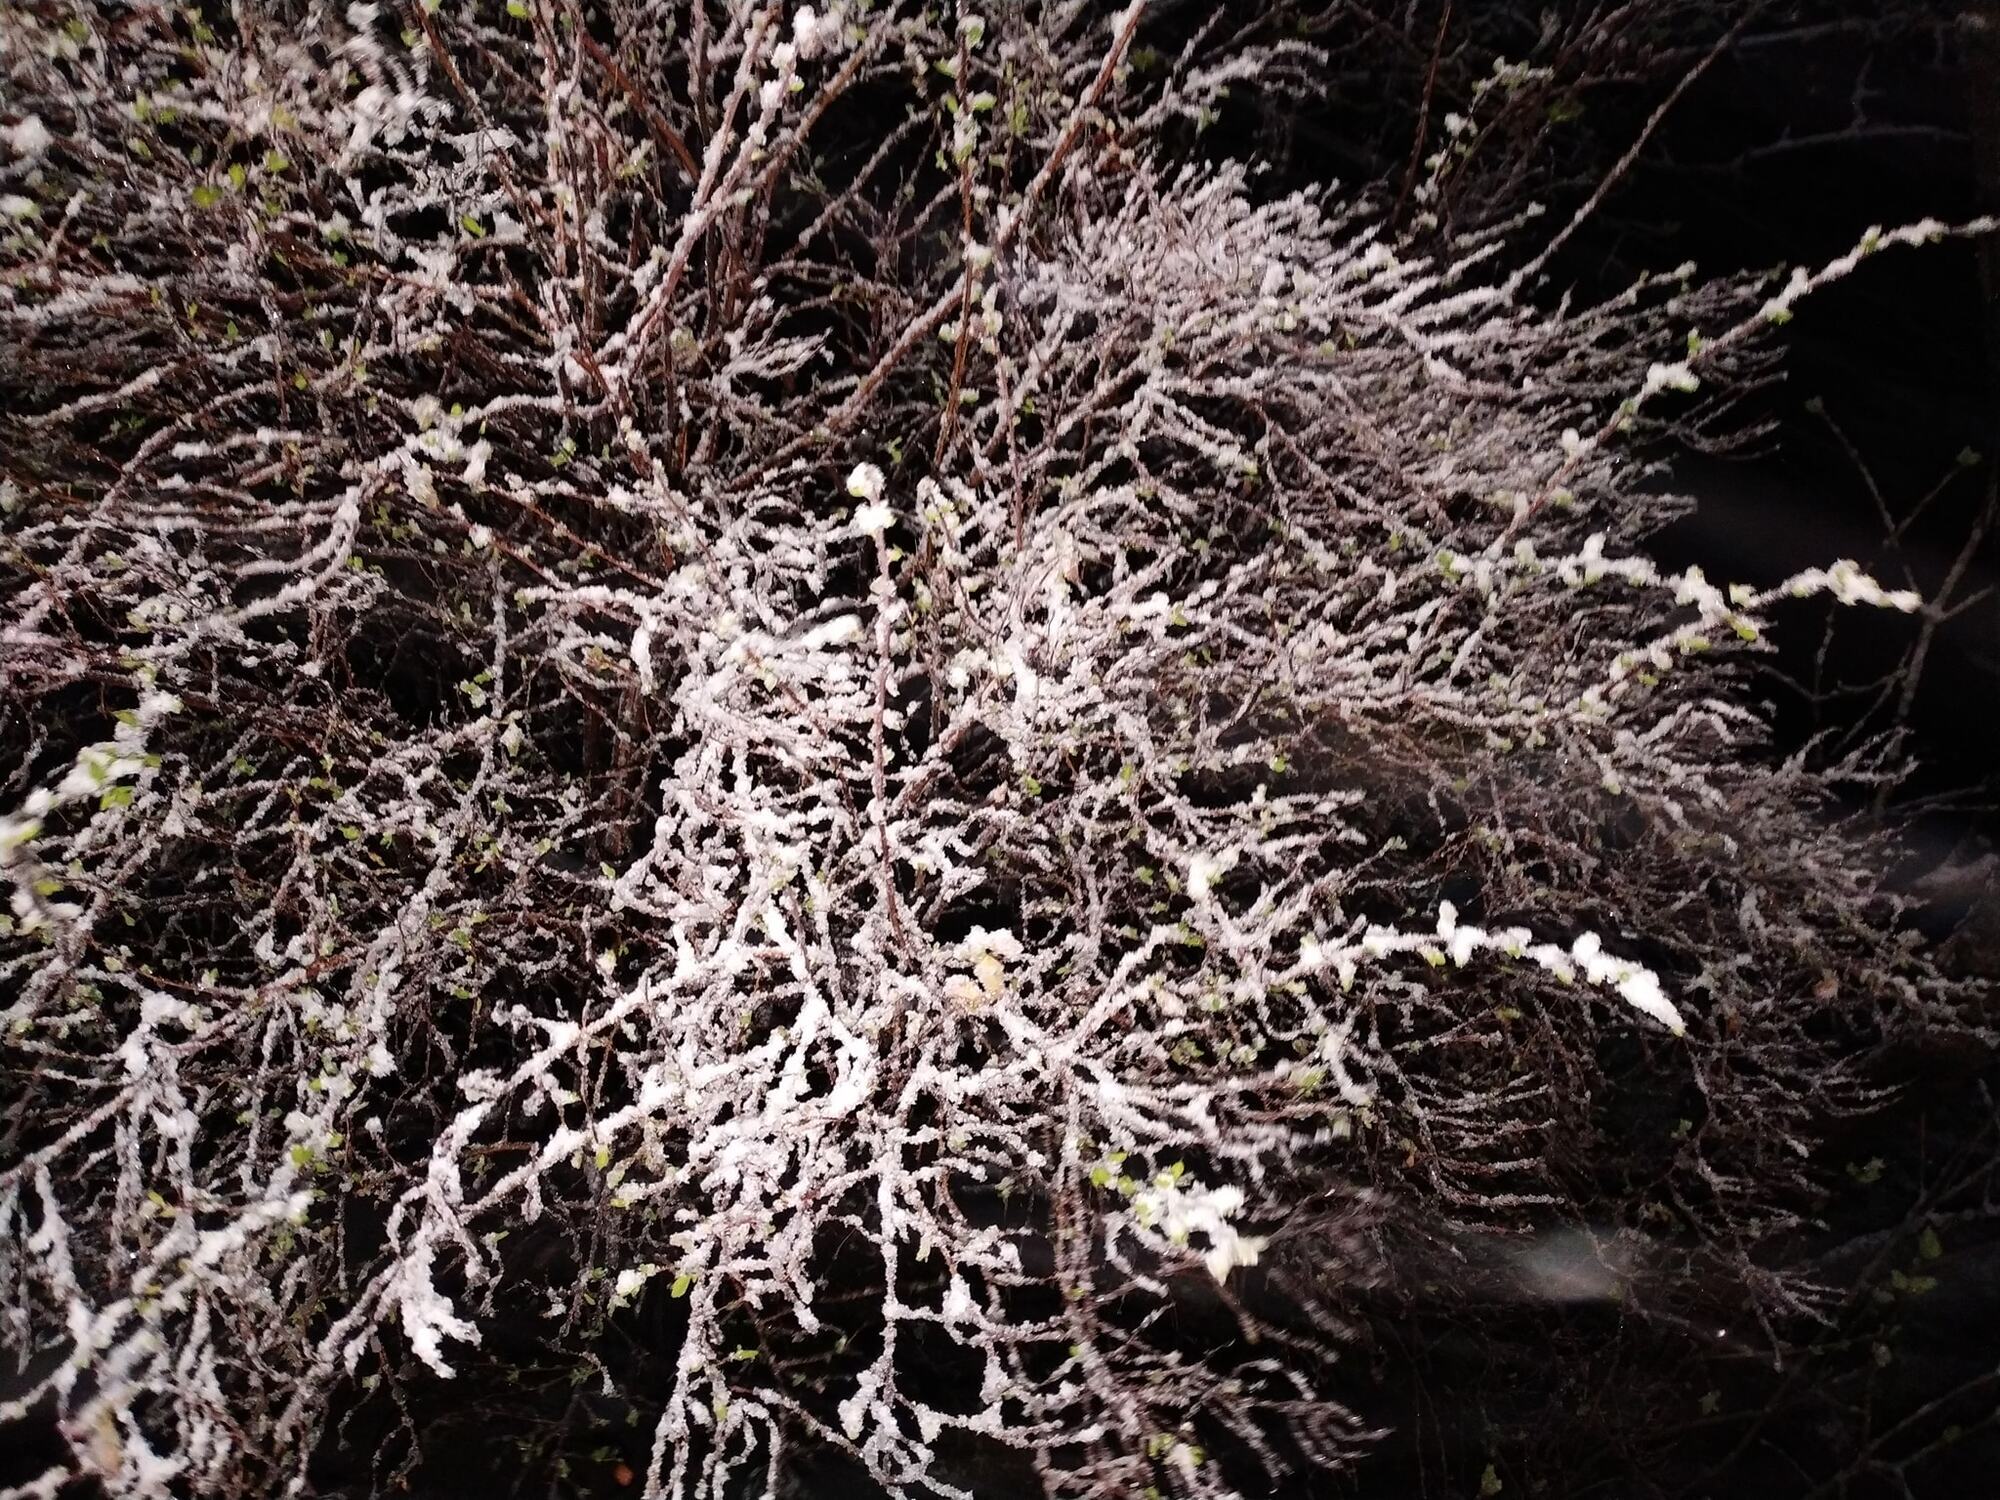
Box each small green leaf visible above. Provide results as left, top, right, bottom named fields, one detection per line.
left=191, top=183, right=223, bottom=209
left=670, top=1272, right=693, bottom=1298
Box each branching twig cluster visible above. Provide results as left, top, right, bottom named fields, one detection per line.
left=0, top=3, right=1986, bottom=1497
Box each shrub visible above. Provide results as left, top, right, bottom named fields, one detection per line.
left=0, top=3, right=1982, bottom=1496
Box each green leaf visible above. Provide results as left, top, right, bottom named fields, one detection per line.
left=191, top=184, right=223, bottom=210
left=670, top=1272, right=693, bottom=1298
left=99, top=785, right=136, bottom=811
left=507, top=0, right=530, bottom=16
left=1918, top=1225, right=1943, bottom=1261
left=1479, top=1464, right=1504, bottom=1498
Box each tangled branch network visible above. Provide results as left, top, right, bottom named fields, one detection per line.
left=0, top=3, right=1984, bottom=1497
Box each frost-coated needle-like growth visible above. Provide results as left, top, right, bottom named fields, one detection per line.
left=0, top=4, right=1981, bottom=1499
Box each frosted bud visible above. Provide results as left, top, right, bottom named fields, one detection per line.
left=851, top=499, right=893, bottom=537
left=7, top=116, right=53, bottom=159
left=846, top=462, right=884, bottom=503
left=1186, top=848, right=1237, bottom=900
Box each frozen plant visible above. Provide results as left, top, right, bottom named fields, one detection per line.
left=0, top=3, right=1985, bottom=1499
